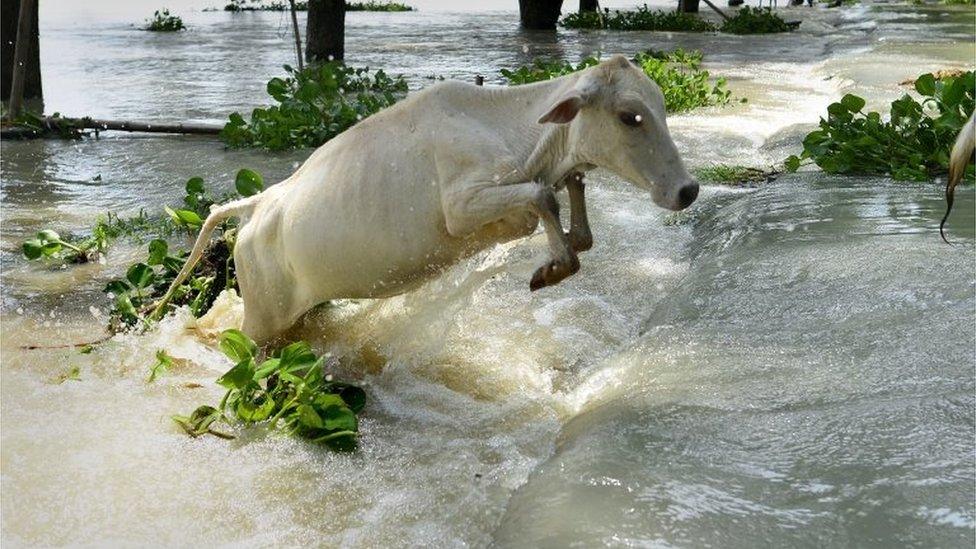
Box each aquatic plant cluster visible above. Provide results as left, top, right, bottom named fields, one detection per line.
left=221, top=62, right=408, bottom=150
left=223, top=0, right=414, bottom=11
left=786, top=70, right=975, bottom=181
left=143, top=9, right=185, bottom=32
left=561, top=5, right=717, bottom=32
left=501, top=49, right=731, bottom=114
left=559, top=5, right=794, bottom=35
left=20, top=169, right=367, bottom=449
left=173, top=330, right=365, bottom=449
left=719, top=6, right=794, bottom=34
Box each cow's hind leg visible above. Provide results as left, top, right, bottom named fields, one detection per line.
left=236, top=246, right=314, bottom=345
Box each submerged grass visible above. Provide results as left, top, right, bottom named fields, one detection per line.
left=695, top=164, right=779, bottom=185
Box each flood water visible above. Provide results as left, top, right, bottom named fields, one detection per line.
left=2, top=1, right=974, bottom=547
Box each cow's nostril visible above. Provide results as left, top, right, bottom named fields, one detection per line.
left=677, top=183, right=699, bottom=209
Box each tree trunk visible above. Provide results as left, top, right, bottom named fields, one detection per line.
left=519, top=0, right=563, bottom=30
left=2, top=0, right=42, bottom=113
left=306, top=0, right=345, bottom=64
left=579, top=0, right=599, bottom=11
left=678, top=0, right=701, bottom=12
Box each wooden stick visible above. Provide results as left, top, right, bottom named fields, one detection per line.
left=288, top=0, right=305, bottom=71
left=7, top=0, right=37, bottom=119
left=3, top=116, right=224, bottom=136
left=700, top=0, right=731, bottom=21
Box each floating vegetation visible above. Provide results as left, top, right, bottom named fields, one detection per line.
left=347, top=1, right=414, bottom=11
left=221, top=62, right=407, bottom=150
left=143, top=9, right=185, bottom=32
left=695, top=164, right=779, bottom=185
left=222, top=0, right=414, bottom=11
left=173, top=330, right=366, bottom=450
left=720, top=7, right=794, bottom=35
left=786, top=71, right=975, bottom=182
left=501, top=50, right=731, bottom=113
left=560, top=5, right=795, bottom=34
left=0, top=110, right=85, bottom=140
left=560, top=5, right=717, bottom=32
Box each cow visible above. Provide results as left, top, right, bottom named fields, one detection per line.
left=152, top=55, right=699, bottom=343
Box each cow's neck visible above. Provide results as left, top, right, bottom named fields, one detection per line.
left=489, top=76, right=589, bottom=187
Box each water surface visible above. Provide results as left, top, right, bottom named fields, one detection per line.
left=2, top=1, right=974, bottom=546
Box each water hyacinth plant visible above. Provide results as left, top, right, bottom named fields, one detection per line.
left=561, top=5, right=717, bottom=32
left=173, top=329, right=366, bottom=450
left=346, top=1, right=414, bottom=11
left=786, top=70, right=975, bottom=181
left=221, top=62, right=408, bottom=150
left=501, top=50, right=731, bottom=114
left=223, top=0, right=414, bottom=10
left=720, top=7, right=794, bottom=35
left=143, top=9, right=185, bottom=32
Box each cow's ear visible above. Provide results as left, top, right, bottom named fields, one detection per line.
left=538, top=92, right=584, bottom=124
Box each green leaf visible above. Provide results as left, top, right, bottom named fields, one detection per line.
left=278, top=341, right=317, bottom=370
left=297, top=404, right=325, bottom=429
left=236, top=395, right=276, bottom=422
left=840, top=94, right=865, bottom=113
left=172, top=405, right=228, bottom=438
left=104, top=280, right=131, bottom=295
left=185, top=177, right=205, bottom=195
left=148, top=349, right=175, bottom=382
left=22, top=239, right=44, bottom=260
left=147, top=239, right=168, bottom=265
left=40, top=241, right=62, bottom=257
left=339, top=386, right=367, bottom=414
left=219, top=329, right=258, bottom=362
left=321, top=404, right=357, bottom=432
left=164, top=206, right=203, bottom=229
left=216, top=358, right=256, bottom=390
left=37, top=229, right=61, bottom=243
left=784, top=155, right=801, bottom=173
left=254, top=358, right=281, bottom=380
left=126, top=263, right=155, bottom=289
left=235, top=168, right=264, bottom=197
left=914, top=73, right=936, bottom=96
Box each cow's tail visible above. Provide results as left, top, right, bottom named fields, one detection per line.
left=148, top=194, right=261, bottom=322
left=941, top=111, right=975, bottom=243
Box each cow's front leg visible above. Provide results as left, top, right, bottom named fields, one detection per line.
left=442, top=180, right=578, bottom=291
left=528, top=185, right=579, bottom=291
left=565, top=172, right=593, bottom=253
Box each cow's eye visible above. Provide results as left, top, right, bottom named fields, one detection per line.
left=619, top=112, right=643, bottom=127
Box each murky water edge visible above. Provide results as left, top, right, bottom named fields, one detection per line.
left=2, top=1, right=974, bottom=547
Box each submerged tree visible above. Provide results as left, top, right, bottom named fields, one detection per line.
left=306, top=0, right=346, bottom=62
left=519, top=0, right=564, bottom=30
left=1, top=0, right=43, bottom=113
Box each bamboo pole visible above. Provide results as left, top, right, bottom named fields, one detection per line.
left=700, top=0, right=731, bottom=21
left=288, top=0, right=304, bottom=71
left=1, top=116, right=224, bottom=138
left=7, top=0, right=37, bottom=119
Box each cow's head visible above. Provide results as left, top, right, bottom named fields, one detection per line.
left=538, top=54, right=699, bottom=211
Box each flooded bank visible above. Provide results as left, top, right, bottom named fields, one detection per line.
left=2, top=1, right=974, bottom=546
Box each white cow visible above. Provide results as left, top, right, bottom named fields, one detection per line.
left=154, top=55, right=699, bottom=343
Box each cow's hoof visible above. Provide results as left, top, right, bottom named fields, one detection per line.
left=529, top=256, right=580, bottom=292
